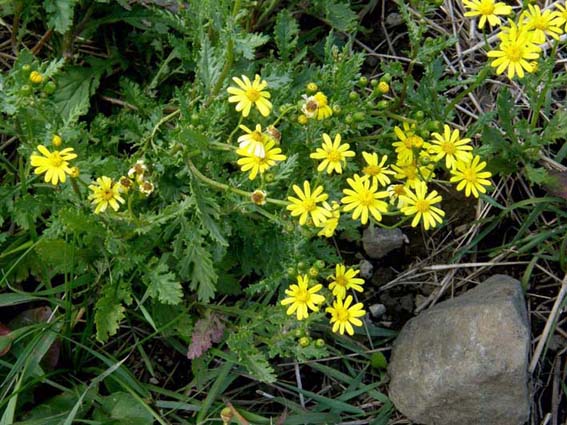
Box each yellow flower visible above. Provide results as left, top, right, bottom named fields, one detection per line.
left=29, top=71, right=43, bottom=84
left=326, top=295, right=366, bottom=336
left=555, top=3, right=567, bottom=32
left=52, top=134, right=62, bottom=147
left=30, top=145, right=77, bottom=185
left=310, top=133, right=355, bottom=175
left=400, top=181, right=445, bottom=230
left=301, top=92, right=333, bottom=120
left=391, top=162, right=435, bottom=189
left=487, top=21, right=541, bottom=79
left=88, top=176, right=125, bottom=214
left=387, top=184, right=408, bottom=209
left=237, top=124, right=269, bottom=158
left=520, top=4, right=563, bottom=43
left=69, top=167, right=80, bottom=178
left=236, top=139, right=286, bottom=180
left=450, top=155, right=492, bottom=198
left=317, top=201, right=340, bottom=238
left=362, top=152, right=395, bottom=186
left=393, top=122, right=426, bottom=165
left=341, top=174, right=389, bottom=225
left=287, top=180, right=331, bottom=226
left=377, top=81, right=389, bottom=94
left=462, top=0, right=512, bottom=29
left=328, top=264, right=364, bottom=300
left=227, top=74, right=272, bottom=117
left=280, top=274, right=325, bottom=320
left=429, top=125, right=473, bottom=170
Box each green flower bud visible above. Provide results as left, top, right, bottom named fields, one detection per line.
left=298, top=336, right=311, bottom=347
left=353, top=112, right=365, bottom=122
left=348, top=91, right=359, bottom=101
left=376, top=100, right=389, bottom=110
left=358, top=76, right=368, bottom=86
left=315, top=338, right=325, bottom=348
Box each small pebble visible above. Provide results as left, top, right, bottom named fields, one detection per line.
left=359, top=259, right=374, bottom=279
left=369, top=303, right=387, bottom=319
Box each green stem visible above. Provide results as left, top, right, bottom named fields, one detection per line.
left=147, top=108, right=180, bottom=149
left=383, top=111, right=416, bottom=124
left=70, top=178, right=82, bottom=202
left=272, top=106, right=296, bottom=127
left=186, top=157, right=287, bottom=206
left=227, top=115, right=243, bottom=144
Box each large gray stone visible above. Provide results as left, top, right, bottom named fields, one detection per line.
left=388, top=275, right=530, bottom=425
left=362, top=227, right=405, bottom=259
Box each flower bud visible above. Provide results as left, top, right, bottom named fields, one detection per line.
left=297, top=114, right=308, bottom=125
left=306, top=82, right=318, bottom=93
left=298, top=336, right=311, bottom=347
left=29, top=71, right=43, bottom=84
left=52, top=134, right=62, bottom=147
left=250, top=189, right=267, bottom=205
left=377, top=81, right=389, bottom=94
left=69, top=167, right=80, bottom=178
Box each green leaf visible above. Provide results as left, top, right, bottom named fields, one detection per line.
left=185, top=237, right=217, bottom=303
left=189, top=180, right=228, bottom=246
left=95, top=297, right=125, bottom=343
left=274, top=9, right=299, bottom=61
left=197, top=35, right=222, bottom=94
left=52, top=65, right=104, bottom=121
left=242, top=353, right=276, bottom=383
left=93, top=392, right=154, bottom=425
left=543, top=110, right=567, bottom=143
left=321, top=0, right=358, bottom=32
left=525, top=165, right=548, bottom=185
left=43, top=0, right=80, bottom=34
left=145, top=262, right=183, bottom=305
left=234, top=32, right=270, bottom=60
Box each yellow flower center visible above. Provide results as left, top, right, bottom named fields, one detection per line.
left=478, top=0, right=495, bottom=15
left=364, top=165, right=381, bottom=176
left=531, top=15, right=548, bottom=31
left=102, top=189, right=115, bottom=201
left=463, top=168, right=478, bottom=182
left=415, top=199, right=430, bottom=213
left=327, top=150, right=342, bottom=162
left=251, top=131, right=264, bottom=142
left=504, top=45, right=523, bottom=62
left=295, top=288, right=309, bottom=302
left=245, top=88, right=261, bottom=102
left=441, top=141, right=456, bottom=154
left=358, top=189, right=375, bottom=206
left=336, top=308, right=349, bottom=321
left=393, top=185, right=406, bottom=196
left=404, top=167, right=417, bottom=180
left=302, top=199, right=316, bottom=212
left=334, top=275, right=347, bottom=287
left=49, top=152, right=64, bottom=167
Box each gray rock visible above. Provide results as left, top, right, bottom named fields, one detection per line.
left=388, top=275, right=530, bottom=425
left=359, top=259, right=374, bottom=280
left=369, top=304, right=387, bottom=319
left=362, top=227, right=406, bottom=259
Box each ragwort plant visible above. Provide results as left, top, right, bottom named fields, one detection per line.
left=1, top=0, right=566, bottom=422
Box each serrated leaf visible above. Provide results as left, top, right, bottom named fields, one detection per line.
left=323, top=1, right=358, bottom=32
left=543, top=110, right=567, bottom=143
left=189, top=181, right=228, bottom=246
left=95, top=297, right=125, bottom=342
left=44, top=0, right=80, bottom=34
left=242, top=353, right=276, bottom=383
left=234, top=32, right=270, bottom=60
left=197, top=35, right=222, bottom=94
left=180, top=234, right=218, bottom=303
left=52, top=65, right=104, bottom=121
left=274, top=9, right=299, bottom=61
left=145, top=262, right=183, bottom=305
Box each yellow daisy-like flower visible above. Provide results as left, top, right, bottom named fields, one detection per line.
left=237, top=124, right=269, bottom=158
left=393, top=122, right=426, bottom=165
left=341, top=174, right=389, bottom=225
left=487, top=21, right=541, bottom=80
left=227, top=74, right=272, bottom=117
left=30, top=145, right=77, bottom=185
left=236, top=139, right=286, bottom=180
left=88, top=176, right=125, bottom=214
left=387, top=184, right=408, bottom=209
left=462, top=0, right=512, bottom=29
left=520, top=4, right=563, bottom=43
left=317, top=201, right=340, bottom=238
left=391, top=162, right=435, bottom=189
left=555, top=3, right=567, bottom=32
left=326, top=295, right=366, bottom=336
left=328, top=264, right=365, bottom=300
left=362, top=152, right=395, bottom=187
left=287, top=180, right=331, bottom=226
left=280, top=274, right=325, bottom=320
left=301, top=91, right=333, bottom=120
left=449, top=155, right=492, bottom=198
left=429, top=125, right=473, bottom=170
left=400, top=181, right=445, bottom=230
left=310, top=133, right=355, bottom=175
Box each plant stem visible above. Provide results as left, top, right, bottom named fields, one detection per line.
left=530, top=40, right=559, bottom=129
left=186, top=157, right=288, bottom=206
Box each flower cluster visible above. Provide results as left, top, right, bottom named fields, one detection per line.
left=462, top=2, right=566, bottom=80
left=280, top=264, right=366, bottom=336
left=286, top=123, right=491, bottom=234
